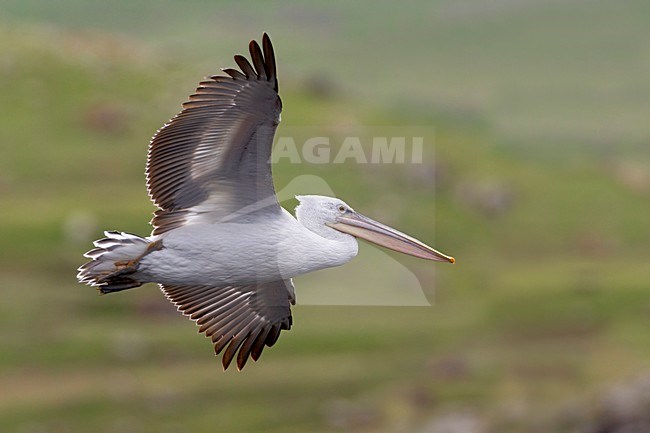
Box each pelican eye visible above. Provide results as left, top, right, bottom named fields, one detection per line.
left=337, top=205, right=346, bottom=213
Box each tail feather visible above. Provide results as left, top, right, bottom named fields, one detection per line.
left=78, top=231, right=157, bottom=294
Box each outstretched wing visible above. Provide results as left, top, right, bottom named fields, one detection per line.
left=161, top=279, right=294, bottom=370
left=147, top=33, right=282, bottom=235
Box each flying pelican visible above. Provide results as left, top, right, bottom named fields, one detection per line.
left=78, top=34, right=454, bottom=371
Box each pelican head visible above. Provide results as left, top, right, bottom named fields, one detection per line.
left=295, top=195, right=455, bottom=263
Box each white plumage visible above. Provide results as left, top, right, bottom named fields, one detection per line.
left=136, top=197, right=359, bottom=287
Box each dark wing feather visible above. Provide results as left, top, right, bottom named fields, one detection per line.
left=262, top=33, right=277, bottom=90
left=147, top=34, right=282, bottom=235
left=221, top=68, right=246, bottom=80
left=160, top=279, right=294, bottom=371
left=234, top=55, right=257, bottom=79
left=249, top=40, right=267, bottom=79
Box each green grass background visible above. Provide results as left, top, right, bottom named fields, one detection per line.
left=1, top=1, right=649, bottom=432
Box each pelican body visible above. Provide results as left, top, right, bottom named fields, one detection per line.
left=137, top=200, right=358, bottom=287
left=78, top=34, right=454, bottom=371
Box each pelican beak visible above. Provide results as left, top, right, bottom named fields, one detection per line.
left=328, top=212, right=455, bottom=263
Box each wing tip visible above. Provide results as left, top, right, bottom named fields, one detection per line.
left=237, top=33, right=277, bottom=91
left=261, top=32, right=278, bottom=91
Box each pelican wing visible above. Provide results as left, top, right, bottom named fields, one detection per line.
left=160, top=279, right=294, bottom=370
left=147, top=34, right=282, bottom=235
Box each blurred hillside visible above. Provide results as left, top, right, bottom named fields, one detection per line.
left=1, top=2, right=650, bottom=433
left=3, top=0, right=650, bottom=147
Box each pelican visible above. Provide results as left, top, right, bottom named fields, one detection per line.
left=78, top=34, right=454, bottom=371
